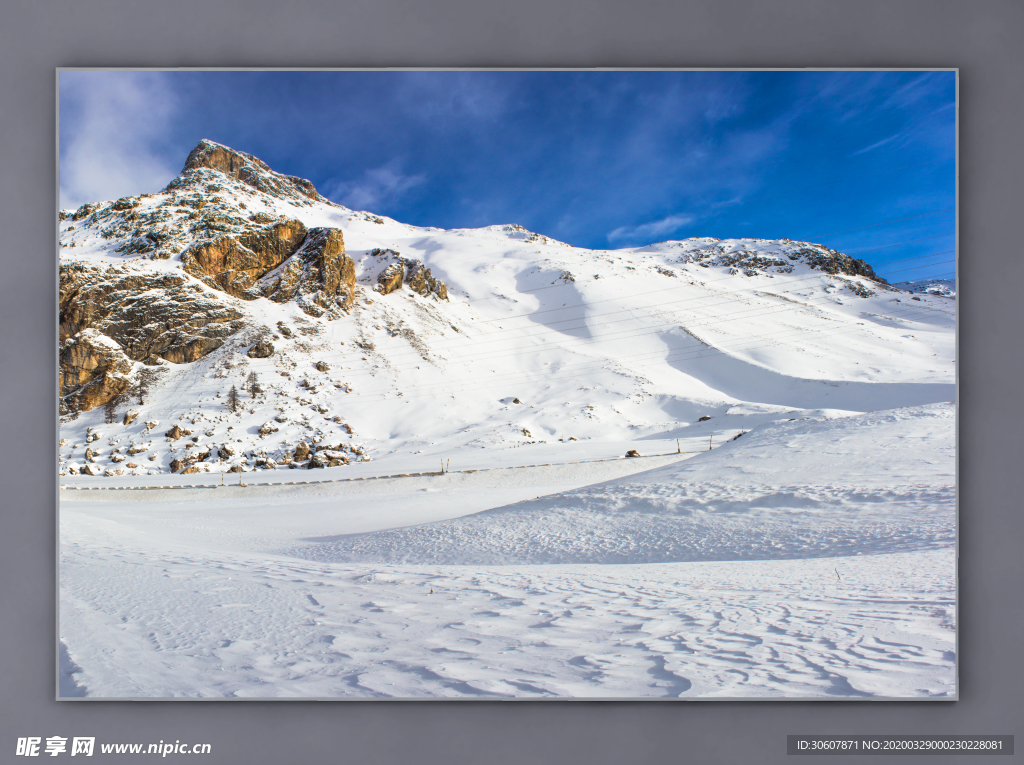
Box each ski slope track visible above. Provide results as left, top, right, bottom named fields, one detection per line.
left=58, top=140, right=956, bottom=698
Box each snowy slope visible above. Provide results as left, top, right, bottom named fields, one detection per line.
left=285, top=402, right=955, bottom=565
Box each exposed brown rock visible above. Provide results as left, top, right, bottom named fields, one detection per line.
left=228, top=465, right=245, bottom=473
left=404, top=260, right=448, bottom=300
left=260, top=228, right=355, bottom=316
left=315, top=361, right=330, bottom=372
left=405, top=261, right=431, bottom=295
left=169, top=458, right=184, bottom=472
left=293, top=442, right=310, bottom=461
left=123, top=409, right=139, bottom=426
left=112, top=197, right=140, bottom=211
left=181, top=465, right=204, bottom=475
left=319, top=450, right=350, bottom=465
left=180, top=219, right=307, bottom=300
left=165, top=425, right=186, bottom=440
left=376, top=263, right=404, bottom=295
left=247, top=337, right=275, bottom=359
left=59, top=328, right=134, bottom=413
left=72, top=203, right=100, bottom=221
left=171, top=139, right=332, bottom=205
left=59, top=263, right=245, bottom=410
left=625, top=449, right=641, bottom=458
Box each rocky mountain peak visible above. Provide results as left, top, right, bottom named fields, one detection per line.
left=165, top=139, right=334, bottom=206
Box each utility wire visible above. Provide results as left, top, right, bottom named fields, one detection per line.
left=158, top=298, right=948, bottom=418
left=315, top=255, right=956, bottom=376
left=848, top=234, right=954, bottom=255
left=318, top=301, right=954, bottom=404
left=799, top=207, right=955, bottom=240
left=294, top=282, right=953, bottom=391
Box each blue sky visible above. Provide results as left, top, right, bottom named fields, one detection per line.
left=59, top=70, right=956, bottom=283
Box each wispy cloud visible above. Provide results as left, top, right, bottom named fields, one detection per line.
left=607, top=213, right=696, bottom=245
left=850, top=128, right=912, bottom=157
left=324, top=160, right=425, bottom=211
left=59, top=72, right=179, bottom=210
left=880, top=71, right=951, bottom=110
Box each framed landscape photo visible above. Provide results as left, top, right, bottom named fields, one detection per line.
left=58, top=69, right=956, bottom=699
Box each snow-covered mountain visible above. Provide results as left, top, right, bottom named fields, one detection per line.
left=58, top=139, right=956, bottom=479
left=892, top=277, right=956, bottom=298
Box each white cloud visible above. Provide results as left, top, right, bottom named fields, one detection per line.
left=325, top=160, right=425, bottom=212
left=59, top=72, right=179, bottom=210
left=607, top=213, right=696, bottom=245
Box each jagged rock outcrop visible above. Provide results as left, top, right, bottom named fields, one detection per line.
left=405, top=260, right=448, bottom=300
left=789, top=245, right=885, bottom=282
left=180, top=219, right=308, bottom=300
left=165, top=425, right=186, bottom=441
left=260, top=227, right=356, bottom=316
left=59, top=329, right=135, bottom=413
left=369, top=251, right=449, bottom=301
left=247, top=337, right=275, bottom=359
left=682, top=240, right=886, bottom=286
left=377, top=263, right=404, bottom=295
left=59, top=263, right=246, bottom=411
left=60, top=263, right=245, bottom=364
left=166, top=139, right=334, bottom=206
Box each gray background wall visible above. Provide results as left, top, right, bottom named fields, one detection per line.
left=2, top=1, right=1021, bottom=762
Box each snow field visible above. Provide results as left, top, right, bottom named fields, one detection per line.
left=59, top=541, right=955, bottom=699
left=60, top=403, right=955, bottom=698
